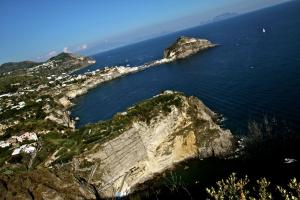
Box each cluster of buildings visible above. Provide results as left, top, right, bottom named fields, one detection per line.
left=0, top=132, right=38, bottom=156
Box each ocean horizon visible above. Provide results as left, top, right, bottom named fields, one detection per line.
left=72, top=0, right=300, bottom=135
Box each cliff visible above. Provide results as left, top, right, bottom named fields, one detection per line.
left=0, top=37, right=227, bottom=199
left=74, top=91, right=234, bottom=197
left=163, top=36, right=216, bottom=60
left=0, top=91, right=234, bottom=199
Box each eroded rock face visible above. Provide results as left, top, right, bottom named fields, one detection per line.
left=72, top=92, right=234, bottom=197
left=0, top=92, right=234, bottom=199
left=163, top=36, right=216, bottom=60
left=45, top=110, right=75, bottom=128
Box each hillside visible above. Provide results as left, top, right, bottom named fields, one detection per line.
left=0, top=91, right=234, bottom=199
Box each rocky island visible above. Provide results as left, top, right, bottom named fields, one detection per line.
left=163, top=36, right=216, bottom=60
left=0, top=37, right=231, bottom=199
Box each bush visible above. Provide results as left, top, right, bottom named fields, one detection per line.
left=206, top=173, right=250, bottom=200
left=207, top=173, right=299, bottom=200
left=277, top=178, right=300, bottom=199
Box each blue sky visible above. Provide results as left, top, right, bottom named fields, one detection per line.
left=0, top=0, right=291, bottom=64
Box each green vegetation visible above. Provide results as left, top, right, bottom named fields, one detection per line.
left=31, top=132, right=65, bottom=167
left=0, top=73, right=44, bottom=94
left=0, top=61, right=39, bottom=74
left=0, top=100, right=45, bottom=121
left=49, top=93, right=184, bottom=164
left=125, top=93, right=183, bottom=123
left=206, top=173, right=300, bottom=200
left=81, top=93, right=183, bottom=142
left=4, top=120, right=66, bottom=135
left=277, top=178, right=300, bottom=199
left=0, top=147, right=12, bottom=167
left=0, top=52, right=95, bottom=171
left=129, top=172, right=299, bottom=200
left=49, top=52, right=73, bottom=62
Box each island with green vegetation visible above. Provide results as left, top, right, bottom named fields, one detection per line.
left=163, top=36, right=216, bottom=60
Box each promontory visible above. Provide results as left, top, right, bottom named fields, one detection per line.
left=0, top=91, right=234, bottom=199
left=0, top=37, right=229, bottom=199
left=163, top=36, right=216, bottom=60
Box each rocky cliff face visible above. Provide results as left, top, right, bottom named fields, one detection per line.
left=163, top=36, right=216, bottom=60
left=74, top=92, right=233, bottom=197
left=0, top=91, right=234, bottom=199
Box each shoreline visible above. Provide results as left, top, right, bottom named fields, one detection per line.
left=58, top=39, right=217, bottom=128
left=56, top=57, right=175, bottom=128
left=0, top=37, right=228, bottom=198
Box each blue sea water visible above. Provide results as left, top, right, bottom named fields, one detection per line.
left=72, top=1, right=300, bottom=134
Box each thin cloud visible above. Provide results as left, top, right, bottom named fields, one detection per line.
left=48, top=51, right=57, bottom=57
left=36, top=50, right=58, bottom=61
left=63, top=47, right=70, bottom=53
left=37, top=44, right=87, bottom=62
left=79, top=44, right=87, bottom=51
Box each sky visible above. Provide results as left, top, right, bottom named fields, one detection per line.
left=0, top=0, right=292, bottom=64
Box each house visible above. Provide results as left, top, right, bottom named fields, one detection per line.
left=0, top=141, right=10, bottom=148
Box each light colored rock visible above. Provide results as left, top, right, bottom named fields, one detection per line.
left=164, top=36, right=216, bottom=60
left=73, top=93, right=234, bottom=197
left=58, top=96, right=71, bottom=107
left=12, top=144, right=36, bottom=155
left=45, top=112, right=75, bottom=129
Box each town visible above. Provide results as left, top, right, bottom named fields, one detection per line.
left=0, top=50, right=177, bottom=165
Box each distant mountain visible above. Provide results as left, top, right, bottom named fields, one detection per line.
left=0, top=61, right=40, bottom=74
left=49, top=52, right=79, bottom=62
left=212, top=12, right=239, bottom=22
left=0, top=52, right=95, bottom=74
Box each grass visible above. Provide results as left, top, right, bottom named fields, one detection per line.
left=0, top=61, right=39, bottom=74
left=4, top=120, right=66, bottom=136
left=1, top=92, right=185, bottom=169
left=0, top=73, right=44, bottom=94
left=47, top=93, right=184, bottom=165
left=0, top=147, right=12, bottom=167
left=79, top=93, right=183, bottom=143
left=0, top=100, right=46, bottom=121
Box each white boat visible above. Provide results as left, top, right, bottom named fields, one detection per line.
left=262, top=28, right=266, bottom=33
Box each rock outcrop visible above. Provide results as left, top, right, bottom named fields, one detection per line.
left=0, top=91, right=234, bottom=199
left=0, top=35, right=226, bottom=199
left=163, top=36, right=216, bottom=60
left=78, top=91, right=233, bottom=197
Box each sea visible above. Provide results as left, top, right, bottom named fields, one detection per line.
left=72, top=1, right=300, bottom=135
left=71, top=1, right=300, bottom=197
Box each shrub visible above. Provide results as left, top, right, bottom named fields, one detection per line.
left=277, top=178, right=300, bottom=199
left=206, top=173, right=250, bottom=200
left=207, top=173, right=299, bottom=200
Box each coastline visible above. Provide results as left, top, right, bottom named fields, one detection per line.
left=0, top=37, right=231, bottom=198
left=56, top=37, right=217, bottom=128
left=53, top=58, right=174, bottom=128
